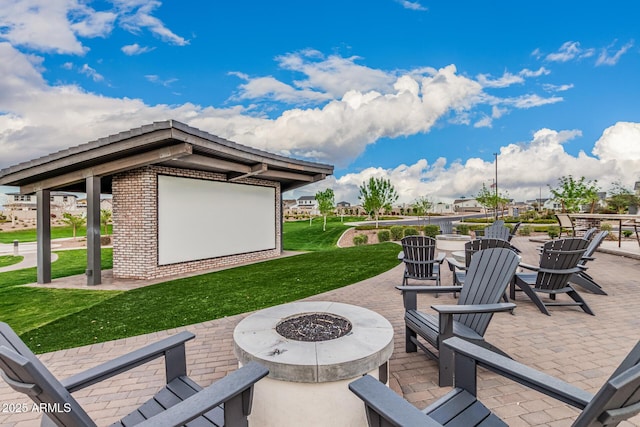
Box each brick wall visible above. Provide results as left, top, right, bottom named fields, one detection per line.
left=112, top=165, right=281, bottom=280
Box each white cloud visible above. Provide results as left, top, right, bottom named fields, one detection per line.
left=114, top=0, right=188, bottom=46
left=274, top=51, right=397, bottom=99
left=592, top=122, right=640, bottom=161
left=477, top=72, right=523, bottom=88
left=473, top=116, right=492, bottom=128
left=595, top=40, right=634, bottom=66
left=501, top=94, right=563, bottom=109
left=0, top=0, right=184, bottom=55
left=145, top=74, right=177, bottom=87
left=395, top=0, right=428, bottom=11
left=542, top=83, right=574, bottom=92
left=545, top=41, right=595, bottom=63
left=80, top=64, right=104, bottom=82
left=519, top=67, right=550, bottom=78
left=229, top=73, right=332, bottom=104
left=122, top=43, right=154, bottom=55
left=288, top=126, right=640, bottom=205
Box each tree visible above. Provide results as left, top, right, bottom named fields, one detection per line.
left=413, top=196, right=433, bottom=226
left=549, top=175, right=599, bottom=213
left=315, top=189, right=335, bottom=231
left=100, top=209, right=112, bottom=235
left=475, top=183, right=497, bottom=220
left=358, top=177, right=398, bottom=228
left=61, top=212, right=86, bottom=240
left=606, top=181, right=640, bottom=213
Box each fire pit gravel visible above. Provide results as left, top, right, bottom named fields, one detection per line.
left=276, top=313, right=352, bottom=342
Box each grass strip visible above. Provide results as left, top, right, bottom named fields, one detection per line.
left=0, top=255, right=23, bottom=268
left=0, top=225, right=113, bottom=243
left=0, top=249, right=121, bottom=335
left=21, top=243, right=400, bottom=353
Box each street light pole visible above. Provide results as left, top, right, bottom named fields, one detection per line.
left=493, top=152, right=498, bottom=220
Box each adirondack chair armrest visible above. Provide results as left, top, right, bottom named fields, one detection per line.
left=136, top=361, right=269, bottom=427
left=445, top=257, right=466, bottom=271
left=397, top=286, right=464, bottom=311
left=442, top=337, right=593, bottom=409
left=431, top=302, right=516, bottom=315
left=61, top=331, right=196, bottom=393
left=396, top=285, right=463, bottom=294
left=518, top=262, right=539, bottom=271
left=349, top=375, right=441, bottom=427
left=582, top=256, right=595, bottom=261
left=435, top=252, right=446, bottom=263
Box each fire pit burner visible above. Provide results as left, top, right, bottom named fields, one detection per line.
left=276, top=313, right=352, bottom=342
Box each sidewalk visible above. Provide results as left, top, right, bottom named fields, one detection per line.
left=1, top=236, right=639, bottom=426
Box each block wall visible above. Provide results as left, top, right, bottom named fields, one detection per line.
left=112, top=165, right=281, bottom=280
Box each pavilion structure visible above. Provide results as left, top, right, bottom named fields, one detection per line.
left=0, top=120, right=333, bottom=285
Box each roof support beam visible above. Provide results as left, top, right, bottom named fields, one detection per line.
left=20, top=143, right=193, bottom=194
left=176, top=154, right=252, bottom=174
left=229, top=163, right=268, bottom=182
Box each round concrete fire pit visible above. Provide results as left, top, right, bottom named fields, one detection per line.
left=233, top=301, right=394, bottom=426
left=436, top=233, right=471, bottom=251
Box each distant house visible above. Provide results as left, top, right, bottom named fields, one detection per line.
left=4, top=192, right=78, bottom=211
left=297, top=195, right=317, bottom=209
left=431, top=202, right=454, bottom=214
left=336, top=201, right=351, bottom=208
left=453, top=198, right=483, bottom=213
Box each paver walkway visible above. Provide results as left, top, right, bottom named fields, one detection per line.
left=1, top=236, right=639, bottom=426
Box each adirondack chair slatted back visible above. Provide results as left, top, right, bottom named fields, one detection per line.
left=482, top=224, right=511, bottom=241
left=0, top=323, right=95, bottom=427
left=440, top=221, right=454, bottom=235
left=456, top=248, right=520, bottom=336
left=508, top=222, right=522, bottom=241
left=573, top=341, right=640, bottom=427
left=580, top=231, right=609, bottom=265
left=463, top=239, right=515, bottom=267
left=535, top=238, right=589, bottom=291
left=402, top=236, right=437, bottom=279
left=583, top=227, right=598, bottom=242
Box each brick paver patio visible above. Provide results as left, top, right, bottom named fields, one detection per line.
left=1, top=236, right=639, bottom=426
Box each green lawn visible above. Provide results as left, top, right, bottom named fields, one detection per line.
left=1, top=217, right=400, bottom=354
left=282, top=216, right=356, bottom=251
left=0, top=249, right=120, bottom=335
left=20, top=243, right=400, bottom=353
left=0, top=255, right=23, bottom=268
left=0, top=225, right=113, bottom=243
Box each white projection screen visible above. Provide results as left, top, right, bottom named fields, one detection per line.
left=158, top=175, right=276, bottom=265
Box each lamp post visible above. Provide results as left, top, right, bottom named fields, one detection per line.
left=493, top=152, right=498, bottom=220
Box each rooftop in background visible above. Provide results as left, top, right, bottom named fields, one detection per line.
left=0, top=120, right=334, bottom=194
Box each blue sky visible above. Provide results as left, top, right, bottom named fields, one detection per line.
left=1, top=0, right=639, bottom=205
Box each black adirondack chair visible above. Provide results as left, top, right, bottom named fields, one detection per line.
left=446, top=238, right=518, bottom=286
left=480, top=222, right=511, bottom=241
left=507, top=222, right=521, bottom=242
left=0, top=322, right=268, bottom=427
left=570, top=230, right=609, bottom=295
left=582, top=227, right=598, bottom=241
left=510, top=237, right=593, bottom=315
left=350, top=336, right=640, bottom=427
left=400, top=236, right=445, bottom=287
left=397, top=247, right=520, bottom=386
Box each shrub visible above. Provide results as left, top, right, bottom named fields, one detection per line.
left=390, top=226, right=404, bottom=241
left=422, top=225, right=439, bottom=238
left=600, top=223, right=613, bottom=232
left=456, top=224, right=470, bottom=235
left=353, top=234, right=368, bottom=246
left=623, top=230, right=633, bottom=238
left=519, top=225, right=532, bottom=236
left=547, top=226, right=560, bottom=239
left=377, top=230, right=391, bottom=242
left=403, top=227, right=419, bottom=237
